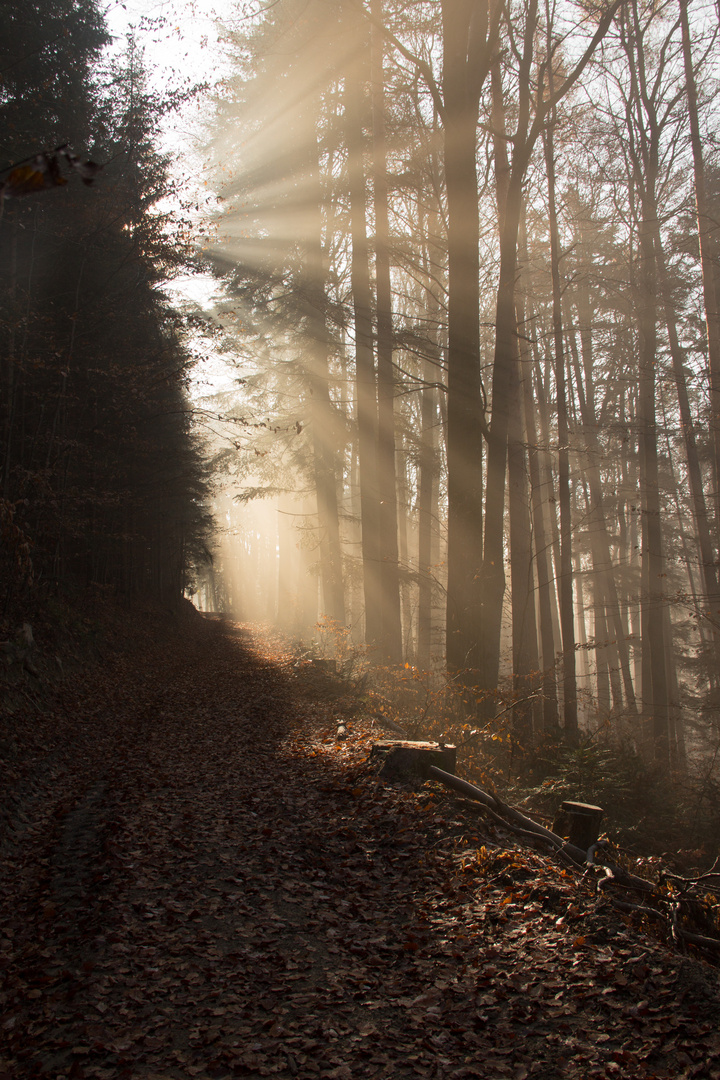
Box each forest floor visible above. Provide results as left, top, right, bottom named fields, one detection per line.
left=1, top=606, right=720, bottom=1080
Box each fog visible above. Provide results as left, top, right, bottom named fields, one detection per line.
left=171, top=0, right=720, bottom=770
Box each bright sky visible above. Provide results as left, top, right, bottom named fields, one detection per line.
left=103, top=0, right=229, bottom=85
left=102, top=0, right=234, bottom=158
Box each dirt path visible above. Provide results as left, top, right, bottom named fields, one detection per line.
left=1, top=615, right=720, bottom=1079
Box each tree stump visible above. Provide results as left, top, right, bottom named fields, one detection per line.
left=552, top=800, right=604, bottom=851
left=371, top=740, right=457, bottom=780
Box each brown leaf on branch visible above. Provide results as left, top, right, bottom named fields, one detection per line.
left=1, top=145, right=103, bottom=200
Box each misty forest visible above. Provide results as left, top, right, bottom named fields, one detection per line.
left=5, top=0, right=720, bottom=1077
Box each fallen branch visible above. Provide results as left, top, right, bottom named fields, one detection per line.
left=661, top=858, right=720, bottom=898
left=596, top=865, right=656, bottom=894
left=611, top=899, right=720, bottom=954
left=422, top=768, right=720, bottom=964
left=611, top=899, right=667, bottom=920
left=676, top=928, right=720, bottom=952
left=426, top=768, right=665, bottom=891
left=427, top=767, right=498, bottom=810
left=427, top=766, right=588, bottom=865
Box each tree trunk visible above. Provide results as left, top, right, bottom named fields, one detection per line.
left=1, top=213, right=18, bottom=502
left=396, top=445, right=413, bottom=657
left=497, top=159, right=539, bottom=739
left=479, top=45, right=533, bottom=694
left=620, top=0, right=671, bottom=762
left=518, top=276, right=559, bottom=731
left=476, top=0, right=618, bottom=697
left=655, top=227, right=720, bottom=669
left=345, top=44, right=382, bottom=650
left=441, top=0, right=487, bottom=674
left=679, top=0, right=720, bottom=535
left=417, top=357, right=437, bottom=668
left=508, top=330, right=540, bottom=740
left=637, top=186, right=670, bottom=763
left=370, top=0, right=402, bottom=661
left=543, top=110, right=577, bottom=742
left=305, top=112, right=345, bottom=625
left=417, top=193, right=442, bottom=668
left=532, top=351, right=564, bottom=664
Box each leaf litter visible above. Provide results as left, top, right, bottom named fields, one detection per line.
left=1, top=613, right=720, bottom=1080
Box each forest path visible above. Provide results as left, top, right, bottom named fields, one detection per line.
left=1, top=612, right=720, bottom=1080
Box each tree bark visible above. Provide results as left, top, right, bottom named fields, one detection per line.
left=543, top=102, right=577, bottom=742
left=518, top=286, right=559, bottom=731
left=495, top=117, right=540, bottom=739
left=655, top=216, right=720, bottom=671
left=417, top=356, right=437, bottom=667
left=441, top=0, right=492, bottom=674
left=305, top=124, right=345, bottom=626
left=637, top=190, right=670, bottom=763
left=370, top=0, right=402, bottom=661
left=621, top=0, right=670, bottom=762
left=345, top=42, right=382, bottom=649
left=679, top=0, right=720, bottom=535
left=508, top=330, right=541, bottom=740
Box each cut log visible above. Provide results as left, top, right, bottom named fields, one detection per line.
left=552, top=801, right=604, bottom=851
left=372, top=741, right=457, bottom=779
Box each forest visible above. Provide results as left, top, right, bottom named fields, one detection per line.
left=0, top=0, right=213, bottom=618
left=195, top=0, right=720, bottom=774
left=5, top=1, right=720, bottom=1076
left=4, top=0, right=720, bottom=768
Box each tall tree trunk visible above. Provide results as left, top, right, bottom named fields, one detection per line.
left=637, top=187, right=670, bottom=763
left=532, top=351, right=564, bottom=661
left=518, top=290, right=559, bottom=732
left=659, top=400, right=691, bottom=770
left=494, top=109, right=540, bottom=738
left=543, top=103, right=577, bottom=741
left=417, top=357, right=437, bottom=668
left=1, top=213, right=18, bottom=501
left=396, top=445, right=413, bottom=657
left=345, top=43, right=382, bottom=649
left=594, top=584, right=611, bottom=714
left=655, top=226, right=720, bottom=670
left=508, top=327, right=540, bottom=740
left=417, top=191, right=443, bottom=668
left=441, top=0, right=488, bottom=674
left=621, top=0, right=671, bottom=762
left=480, top=48, right=530, bottom=693
left=347, top=439, right=365, bottom=642
left=572, top=548, right=590, bottom=726
left=679, top=0, right=720, bottom=533
left=370, top=0, right=402, bottom=660
left=306, top=123, right=345, bottom=626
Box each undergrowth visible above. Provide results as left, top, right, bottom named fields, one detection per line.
left=299, top=626, right=720, bottom=871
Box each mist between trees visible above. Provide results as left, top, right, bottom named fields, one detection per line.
left=4, top=0, right=720, bottom=779
left=191, top=0, right=720, bottom=772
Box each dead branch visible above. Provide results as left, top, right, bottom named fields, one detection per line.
left=427, top=766, right=588, bottom=864
left=596, top=866, right=656, bottom=894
